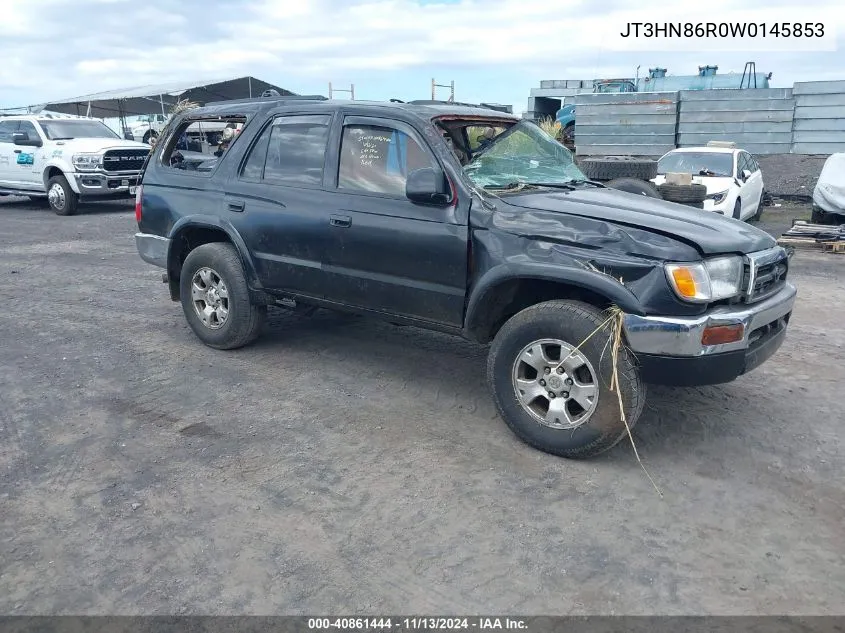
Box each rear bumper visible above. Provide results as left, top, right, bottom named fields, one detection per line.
left=623, top=282, right=796, bottom=386
left=135, top=233, right=169, bottom=268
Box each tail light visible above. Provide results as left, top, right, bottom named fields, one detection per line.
left=135, top=184, right=143, bottom=223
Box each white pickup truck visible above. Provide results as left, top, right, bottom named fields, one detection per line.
left=130, top=114, right=231, bottom=146
left=0, top=114, right=149, bottom=215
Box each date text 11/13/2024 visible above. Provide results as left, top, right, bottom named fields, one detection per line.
left=308, top=618, right=528, bottom=630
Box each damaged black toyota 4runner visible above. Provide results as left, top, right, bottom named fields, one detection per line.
left=134, top=96, right=796, bottom=459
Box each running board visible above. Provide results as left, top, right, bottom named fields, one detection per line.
left=0, top=188, right=46, bottom=197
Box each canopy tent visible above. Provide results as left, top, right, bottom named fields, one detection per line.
left=32, top=76, right=294, bottom=119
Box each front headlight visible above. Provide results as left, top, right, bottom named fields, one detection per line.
left=665, top=256, right=743, bottom=303
left=706, top=189, right=729, bottom=204
left=72, top=153, right=103, bottom=171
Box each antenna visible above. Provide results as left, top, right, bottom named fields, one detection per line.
left=431, top=78, right=455, bottom=102
left=328, top=82, right=355, bottom=100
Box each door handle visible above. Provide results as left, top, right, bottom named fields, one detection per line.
left=228, top=200, right=245, bottom=213
left=13, top=150, right=22, bottom=154
left=329, top=214, right=351, bottom=228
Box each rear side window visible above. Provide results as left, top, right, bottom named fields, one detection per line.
left=338, top=124, right=436, bottom=196
left=0, top=120, right=19, bottom=142
left=240, top=115, right=331, bottom=187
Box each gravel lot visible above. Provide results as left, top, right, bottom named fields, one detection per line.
left=755, top=154, right=828, bottom=199
left=1, top=197, right=843, bottom=615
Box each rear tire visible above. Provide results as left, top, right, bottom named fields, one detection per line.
left=487, top=300, right=645, bottom=459
left=605, top=178, right=662, bottom=199
left=752, top=192, right=764, bottom=221
left=180, top=242, right=266, bottom=350
left=580, top=157, right=658, bottom=181
left=46, top=175, right=79, bottom=216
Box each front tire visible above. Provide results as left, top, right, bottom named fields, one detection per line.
left=179, top=242, right=266, bottom=350
left=47, top=175, right=79, bottom=216
left=810, top=207, right=827, bottom=224
left=487, top=300, right=645, bottom=459
left=733, top=199, right=742, bottom=220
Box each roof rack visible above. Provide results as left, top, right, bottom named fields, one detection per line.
left=204, top=94, right=328, bottom=107
left=407, top=99, right=513, bottom=114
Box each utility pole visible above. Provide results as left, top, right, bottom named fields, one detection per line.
left=328, top=82, right=355, bottom=100
left=431, top=78, right=455, bottom=102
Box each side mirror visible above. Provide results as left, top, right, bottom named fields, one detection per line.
left=406, top=167, right=451, bottom=205
left=741, top=169, right=752, bottom=181
left=12, top=132, right=42, bottom=147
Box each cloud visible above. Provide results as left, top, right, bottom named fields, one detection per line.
left=1, top=0, right=843, bottom=113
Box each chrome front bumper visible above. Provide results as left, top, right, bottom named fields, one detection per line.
left=623, top=282, right=797, bottom=357
left=135, top=233, right=170, bottom=268
left=73, top=171, right=141, bottom=196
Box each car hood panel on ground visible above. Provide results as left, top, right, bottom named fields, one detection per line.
left=502, top=187, right=776, bottom=255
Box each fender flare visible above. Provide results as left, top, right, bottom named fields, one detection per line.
left=464, top=262, right=646, bottom=340
left=42, top=161, right=80, bottom=194
left=167, top=215, right=262, bottom=291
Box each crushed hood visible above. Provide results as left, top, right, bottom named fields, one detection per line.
left=500, top=186, right=775, bottom=255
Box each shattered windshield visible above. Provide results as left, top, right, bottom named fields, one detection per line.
left=462, top=120, right=586, bottom=189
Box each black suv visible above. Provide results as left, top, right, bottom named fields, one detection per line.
left=134, top=96, right=796, bottom=459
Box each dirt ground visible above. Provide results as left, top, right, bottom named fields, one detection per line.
left=1, top=198, right=843, bottom=615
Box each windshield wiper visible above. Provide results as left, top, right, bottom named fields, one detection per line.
left=522, top=181, right=576, bottom=190
left=486, top=181, right=536, bottom=191
left=51, top=137, right=74, bottom=140
left=548, top=179, right=606, bottom=188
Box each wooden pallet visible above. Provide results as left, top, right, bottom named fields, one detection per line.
left=821, top=241, right=845, bottom=253
left=777, top=237, right=822, bottom=249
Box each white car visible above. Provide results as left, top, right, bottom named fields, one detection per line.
left=811, top=152, right=845, bottom=224
left=651, top=145, right=765, bottom=221
left=0, top=114, right=148, bottom=215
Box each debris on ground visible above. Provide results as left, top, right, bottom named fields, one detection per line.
left=777, top=221, right=845, bottom=251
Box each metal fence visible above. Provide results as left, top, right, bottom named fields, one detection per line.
left=791, top=80, right=845, bottom=155
left=572, top=92, right=678, bottom=156
left=676, top=88, right=794, bottom=155
left=569, top=83, right=845, bottom=156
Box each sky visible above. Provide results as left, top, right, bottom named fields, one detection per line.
left=1, top=0, right=843, bottom=117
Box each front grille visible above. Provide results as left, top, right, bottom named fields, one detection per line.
left=743, top=248, right=789, bottom=304
left=102, top=149, right=148, bottom=172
